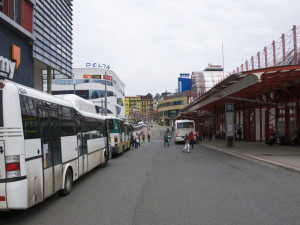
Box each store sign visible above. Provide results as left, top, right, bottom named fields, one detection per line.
left=86, top=62, right=110, bottom=70
left=83, top=74, right=113, bottom=81
left=0, top=56, right=16, bottom=79
left=0, top=45, right=21, bottom=80
left=180, top=73, right=190, bottom=78
left=208, top=63, right=222, bottom=68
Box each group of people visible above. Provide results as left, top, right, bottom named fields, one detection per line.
left=182, top=131, right=195, bottom=153
left=163, top=128, right=195, bottom=153
left=131, top=132, right=151, bottom=148
left=268, top=129, right=285, bottom=146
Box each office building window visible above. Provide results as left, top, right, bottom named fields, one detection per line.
left=8, top=0, right=21, bottom=24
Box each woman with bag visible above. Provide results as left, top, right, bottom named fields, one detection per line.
left=183, top=134, right=190, bottom=153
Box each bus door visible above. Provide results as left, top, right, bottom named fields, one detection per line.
left=75, top=117, right=88, bottom=176
left=38, top=107, right=63, bottom=198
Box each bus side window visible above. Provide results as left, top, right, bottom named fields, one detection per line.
left=58, top=106, right=76, bottom=136
left=20, top=96, right=40, bottom=139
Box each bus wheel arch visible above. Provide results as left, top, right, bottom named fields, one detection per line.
left=59, top=165, right=73, bottom=196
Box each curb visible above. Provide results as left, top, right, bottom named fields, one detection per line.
left=199, top=143, right=300, bottom=173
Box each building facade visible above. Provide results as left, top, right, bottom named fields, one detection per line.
left=49, top=68, right=126, bottom=118
left=0, top=0, right=35, bottom=86
left=140, top=93, right=153, bottom=121
left=178, top=73, right=191, bottom=93
left=157, top=91, right=189, bottom=126
left=125, top=94, right=154, bottom=123
left=0, top=0, right=73, bottom=91
left=190, top=65, right=230, bottom=101
left=34, top=0, right=73, bottom=90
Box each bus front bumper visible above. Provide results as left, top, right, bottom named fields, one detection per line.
left=175, top=136, right=185, bottom=142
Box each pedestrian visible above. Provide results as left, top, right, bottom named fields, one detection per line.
left=198, top=130, right=202, bottom=141
left=136, top=136, right=140, bottom=148
left=268, top=129, right=278, bottom=146
left=142, top=132, right=145, bottom=142
left=130, top=134, right=134, bottom=147
left=133, top=135, right=138, bottom=148
left=138, top=134, right=141, bottom=147
left=202, top=129, right=206, bottom=141
left=164, top=129, right=170, bottom=147
left=237, top=126, right=242, bottom=141
left=208, top=126, right=213, bottom=141
left=189, top=131, right=194, bottom=149
left=182, top=134, right=190, bottom=153
left=148, top=134, right=150, bottom=142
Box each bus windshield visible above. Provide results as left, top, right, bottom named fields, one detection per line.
left=177, top=122, right=194, bottom=129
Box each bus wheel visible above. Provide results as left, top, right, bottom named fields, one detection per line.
left=59, top=169, right=73, bottom=196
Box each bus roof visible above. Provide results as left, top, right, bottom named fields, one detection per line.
left=56, top=94, right=96, bottom=114
left=4, top=80, right=106, bottom=121
left=175, top=119, right=194, bottom=123
left=5, top=80, right=73, bottom=108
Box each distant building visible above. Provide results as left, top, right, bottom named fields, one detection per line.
left=125, top=96, right=142, bottom=123
left=178, top=73, right=191, bottom=93
left=48, top=68, right=125, bottom=117
left=140, top=93, right=153, bottom=121
left=190, top=64, right=229, bottom=101
left=157, top=91, right=189, bottom=126
left=125, top=94, right=153, bottom=123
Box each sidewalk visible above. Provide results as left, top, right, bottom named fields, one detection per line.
left=198, top=139, right=300, bottom=173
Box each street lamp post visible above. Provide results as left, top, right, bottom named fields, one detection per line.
left=104, top=71, right=107, bottom=116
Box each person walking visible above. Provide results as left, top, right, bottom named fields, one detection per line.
left=136, top=136, right=140, bottom=148
left=208, top=126, right=213, bottom=141
left=189, top=131, right=194, bottom=149
left=164, top=129, right=170, bottom=147
left=148, top=134, right=150, bottom=142
left=183, top=134, right=190, bottom=153
left=237, top=126, right=242, bottom=141
left=142, top=132, right=145, bottom=142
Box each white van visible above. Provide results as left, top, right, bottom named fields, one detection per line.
left=174, top=120, right=195, bottom=143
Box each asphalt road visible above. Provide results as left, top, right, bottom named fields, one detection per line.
left=2, top=125, right=300, bottom=225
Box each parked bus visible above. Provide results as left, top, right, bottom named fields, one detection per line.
left=0, top=80, right=109, bottom=210
left=174, top=120, right=195, bottom=143
left=106, top=117, right=131, bottom=155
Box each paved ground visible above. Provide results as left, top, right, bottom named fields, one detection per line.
left=150, top=124, right=300, bottom=174
left=198, top=138, right=300, bottom=173
left=2, top=124, right=300, bottom=225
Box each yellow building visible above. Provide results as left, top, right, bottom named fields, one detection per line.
left=125, top=96, right=141, bottom=123
left=125, top=94, right=153, bottom=123
left=157, top=92, right=189, bottom=126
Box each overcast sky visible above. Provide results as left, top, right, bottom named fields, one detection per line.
left=72, top=0, right=300, bottom=96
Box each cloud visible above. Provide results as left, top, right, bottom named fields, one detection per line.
left=73, top=0, right=300, bottom=95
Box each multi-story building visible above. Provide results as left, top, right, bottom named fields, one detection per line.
left=125, top=94, right=154, bottom=123
left=0, top=0, right=73, bottom=90
left=34, top=0, right=73, bottom=91
left=140, top=93, right=153, bottom=121
left=125, top=95, right=141, bottom=123
left=157, top=91, right=189, bottom=126
left=0, top=0, right=35, bottom=86
left=48, top=68, right=126, bottom=118
left=178, top=73, right=191, bottom=93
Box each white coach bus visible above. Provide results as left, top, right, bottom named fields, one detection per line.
left=0, top=80, right=109, bottom=210
left=174, top=119, right=195, bottom=143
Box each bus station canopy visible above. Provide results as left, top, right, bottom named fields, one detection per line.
left=181, top=64, right=300, bottom=115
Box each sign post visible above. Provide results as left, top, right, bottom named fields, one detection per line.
left=225, top=103, right=234, bottom=147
